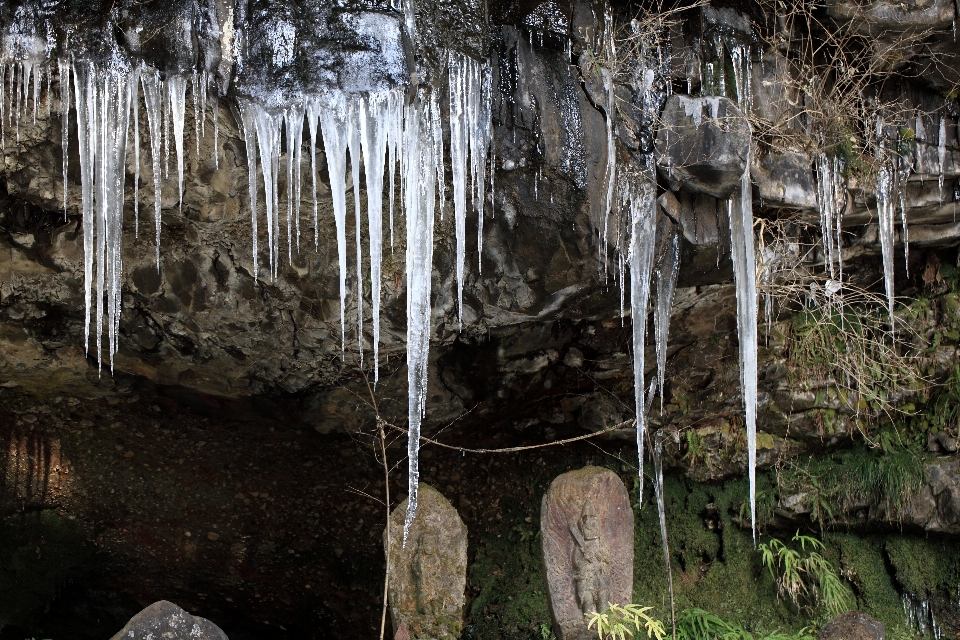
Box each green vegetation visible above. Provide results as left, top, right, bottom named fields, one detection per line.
left=758, top=534, right=852, bottom=617
left=676, top=608, right=816, bottom=640
left=588, top=603, right=666, bottom=640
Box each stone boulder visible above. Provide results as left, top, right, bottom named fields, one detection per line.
left=541, top=466, right=633, bottom=640
left=655, top=96, right=751, bottom=199
left=751, top=151, right=817, bottom=211
left=110, top=600, right=228, bottom=640
left=818, top=611, right=885, bottom=640
left=384, top=484, right=468, bottom=640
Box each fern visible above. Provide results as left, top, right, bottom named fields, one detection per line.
left=588, top=603, right=667, bottom=640
left=758, top=532, right=853, bottom=617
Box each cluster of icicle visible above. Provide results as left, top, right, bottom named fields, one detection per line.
left=0, top=58, right=220, bottom=374
left=7, top=51, right=493, bottom=543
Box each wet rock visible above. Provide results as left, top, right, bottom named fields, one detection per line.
left=655, top=96, right=751, bottom=199
left=541, top=466, right=633, bottom=640
left=818, top=611, right=885, bottom=640
left=109, top=600, right=228, bottom=640
left=384, top=484, right=468, bottom=640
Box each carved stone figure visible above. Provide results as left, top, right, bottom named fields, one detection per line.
left=571, top=503, right=610, bottom=615
left=542, top=466, right=634, bottom=640
left=384, top=484, right=467, bottom=640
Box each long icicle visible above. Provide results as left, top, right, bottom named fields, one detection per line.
left=624, top=173, right=657, bottom=507
left=403, top=92, right=439, bottom=544
left=318, top=97, right=350, bottom=354
left=141, top=69, right=164, bottom=268
left=729, top=152, right=758, bottom=541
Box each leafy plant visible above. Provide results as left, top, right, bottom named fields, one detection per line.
left=676, top=608, right=815, bottom=640
left=588, top=603, right=667, bottom=640
left=758, top=533, right=853, bottom=617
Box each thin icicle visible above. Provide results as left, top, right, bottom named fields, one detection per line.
left=59, top=60, right=70, bottom=217
left=167, top=76, right=187, bottom=213
left=939, top=115, right=947, bottom=205
left=729, top=155, right=758, bottom=541
left=346, top=101, right=364, bottom=363
left=622, top=173, right=657, bottom=507
left=654, top=222, right=680, bottom=412
left=360, top=91, right=393, bottom=384
left=600, top=5, right=617, bottom=274
left=140, top=70, right=164, bottom=268
left=449, top=52, right=469, bottom=326
left=403, top=93, right=439, bottom=545
left=249, top=103, right=282, bottom=280
left=132, top=66, right=140, bottom=236
left=318, top=97, right=350, bottom=353
left=191, top=73, right=200, bottom=158
left=284, top=104, right=305, bottom=257
left=307, top=103, right=320, bottom=251
left=212, top=90, right=219, bottom=170
left=238, top=102, right=260, bottom=282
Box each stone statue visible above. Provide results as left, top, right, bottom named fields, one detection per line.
left=542, top=466, right=634, bottom=640
left=384, top=484, right=467, bottom=640
left=570, top=503, right=610, bottom=616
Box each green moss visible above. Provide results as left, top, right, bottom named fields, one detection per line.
left=885, top=536, right=960, bottom=597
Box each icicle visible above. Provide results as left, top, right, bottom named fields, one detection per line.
left=284, top=104, right=305, bottom=257
left=623, top=173, right=657, bottom=507
left=431, top=90, right=445, bottom=219
left=346, top=101, right=364, bottom=362
left=238, top=103, right=260, bottom=282
left=140, top=70, right=164, bottom=268
left=728, top=150, right=758, bottom=541
left=132, top=66, right=141, bottom=237
left=317, top=97, right=350, bottom=353
left=816, top=152, right=844, bottom=279
left=167, top=76, right=187, bottom=213
left=200, top=71, right=207, bottom=139
left=71, top=60, right=136, bottom=373
left=191, top=73, right=199, bottom=158
left=449, top=52, right=469, bottom=326
left=360, top=91, right=394, bottom=384
left=876, top=165, right=897, bottom=331
left=939, top=116, right=947, bottom=205
left=59, top=60, right=70, bottom=217
left=467, top=56, right=492, bottom=271
left=212, top=90, right=219, bottom=170
left=403, top=93, right=439, bottom=545
left=249, top=103, right=282, bottom=280
left=307, top=103, right=320, bottom=251
left=600, top=9, right=617, bottom=274
left=652, top=429, right=675, bottom=632
left=1, top=64, right=6, bottom=150
left=654, top=223, right=680, bottom=412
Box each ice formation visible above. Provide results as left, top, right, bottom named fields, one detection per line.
left=448, top=52, right=493, bottom=324
left=876, top=164, right=897, bottom=330
left=729, top=163, right=759, bottom=540
left=816, top=153, right=845, bottom=281
left=621, top=172, right=658, bottom=505
left=402, top=93, right=441, bottom=543
left=654, top=224, right=680, bottom=412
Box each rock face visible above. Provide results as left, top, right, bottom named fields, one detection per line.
left=541, top=466, right=633, bottom=640
left=384, top=484, right=468, bottom=640
left=819, top=611, right=885, bottom=640
left=110, top=600, right=228, bottom=640
left=655, top=96, right=751, bottom=199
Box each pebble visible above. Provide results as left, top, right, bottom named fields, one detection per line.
left=207, top=532, right=220, bottom=541
left=123, top=451, right=135, bottom=458
left=184, top=531, right=192, bottom=538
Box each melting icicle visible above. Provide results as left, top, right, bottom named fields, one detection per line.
left=654, top=223, right=680, bottom=412
left=131, top=66, right=140, bottom=236
left=141, top=70, right=164, bottom=268
left=238, top=104, right=260, bottom=282
left=403, top=93, right=440, bottom=544
left=729, top=155, right=759, bottom=541
left=622, top=173, right=657, bottom=506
